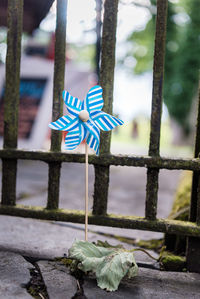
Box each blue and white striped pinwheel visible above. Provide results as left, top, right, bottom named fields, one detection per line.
left=49, top=85, right=123, bottom=155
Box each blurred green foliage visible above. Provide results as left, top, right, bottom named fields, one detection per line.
left=129, top=16, right=155, bottom=74
left=69, top=43, right=95, bottom=69
left=111, top=118, right=192, bottom=157
left=124, top=0, right=200, bottom=135
left=165, top=0, right=200, bottom=135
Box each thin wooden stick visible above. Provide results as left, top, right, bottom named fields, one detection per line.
left=85, top=143, right=89, bottom=241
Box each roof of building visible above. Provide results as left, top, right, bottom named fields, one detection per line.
left=0, top=0, right=55, bottom=34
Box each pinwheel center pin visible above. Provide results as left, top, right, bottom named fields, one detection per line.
left=79, top=110, right=89, bottom=122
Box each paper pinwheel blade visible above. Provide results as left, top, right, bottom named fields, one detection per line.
left=49, top=85, right=124, bottom=155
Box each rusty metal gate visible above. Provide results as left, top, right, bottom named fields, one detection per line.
left=0, top=0, right=200, bottom=272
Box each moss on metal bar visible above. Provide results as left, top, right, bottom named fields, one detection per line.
left=146, top=0, right=168, bottom=220
left=93, top=165, right=109, bottom=215
left=1, top=149, right=200, bottom=170
left=187, top=82, right=200, bottom=272
left=50, top=0, right=67, bottom=152
left=47, top=162, right=61, bottom=209
left=3, top=0, right=23, bottom=149
left=197, top=174, right=200, bottom=225
left=2, top=0, right=23, bottom=206
left=149, top=0, right=168, bottom=156
left=159, top=251, right=186, bottom=272
left=190, top=81, right=200, bottom=224
left=0, top=204, right=200, bottom=238
left=93, top=0, right=119, bottom=215
left=47, top=0, right=67, bottom=210
left=2, top=159, right=17, bottom=205
left=145, top=168, right=159, bottom=220
left=99, top=0, right=119, bottom=154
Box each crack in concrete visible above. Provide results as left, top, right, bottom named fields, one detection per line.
left=69, top=261, right=88, bottom=299
left=24, top=257, right=49, bottom=299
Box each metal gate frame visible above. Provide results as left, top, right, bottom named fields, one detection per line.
left=0, top=0, right=200, bottom=272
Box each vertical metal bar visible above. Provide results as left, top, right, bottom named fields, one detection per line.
left=93, top=0, right=119, bottom=215
left=189, top=81, right=200, bottom=224
left=1, top=0, right=23, bottom=205
left=47, top=0, right=67, bottom=210
left=145, top=168, right=159, bottom=219
left=196, top=176, right=200, bottom=226
left=187, top=80, right=200, bottom=273
left=145, top=0, right=168, bottom=220
left=47, top=162, right=61, bottom=209
left=93, top=165, right=109, bottom=215
left=99, top=0, right=119, bottom=154
left=149, top=0, right=168, bottom=157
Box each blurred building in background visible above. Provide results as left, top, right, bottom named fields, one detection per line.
left=0, top=0, right=95, bottom=149
left=0, top=0, right=198, bottom=154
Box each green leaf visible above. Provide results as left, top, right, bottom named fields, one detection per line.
left=68, top=240, right=138, bottom=292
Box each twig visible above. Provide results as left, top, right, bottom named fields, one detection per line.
left=85, top=143, right=89, bottom=241
left=131, top=248, right=158, bottom=261
left=76, top=279, right=81, bottom=290
left=38, top=293, right=45, bottom=299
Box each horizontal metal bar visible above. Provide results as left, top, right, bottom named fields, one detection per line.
left=0, top=149, right=200, bottom=170
left=0, top=204, right=200, bottom=238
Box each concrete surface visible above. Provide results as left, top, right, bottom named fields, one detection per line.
left=38, top=260, right=77, bottom=299
left=0, top=160, right=180, bottom=219
left=1, top=159, right=198, bottom=298
left=0, top=160, right=180, bottom=260
left=0, top=215, right=159, bottom=261
left=0, top=250, right=200, bottom=299
left=83, top=268, right=200, bottom=299
left=0, top=251, right=32, bottom=299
